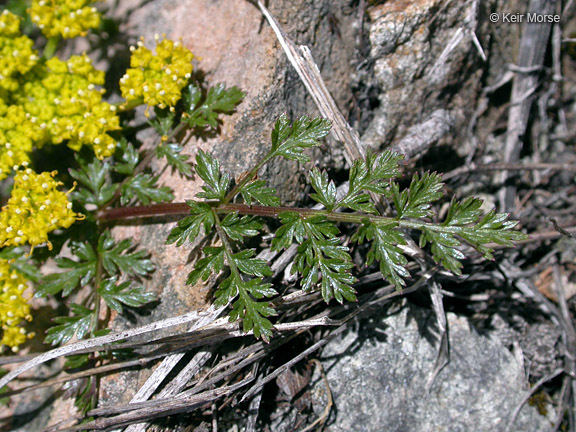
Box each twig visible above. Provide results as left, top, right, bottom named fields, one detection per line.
left=443, top=161, right=576, bottom=181
left=301, top=359, right=333, bottom=432
left=425, top=281, right=449, bottom=392
left=0, top=305, right=225, bottom=391
left=504, top=367, right=564, bottom=432
left=498, top=0, right=557, bottom=211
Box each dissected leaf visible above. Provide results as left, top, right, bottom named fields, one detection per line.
left=420, top=228, right=464, bottom=275
left=98, top=277, right=156, bottom=313
left=389, top=172, right=444, bottom=219
left=120, top=172, right=174, bottom=205
left=273, top=214, right=356, bottom=302
left=148, top=108, right=176, bottom=136
left=338, top=150, right=404, bottom=213
left=220, top=213, right=262, bottom=241
left=194, top=150, right=231, bottom=201
left=45, top=304, right=93, bottom=345
left=70, top=155, right=117, bottom=206
left=166, top=201, right=215, bottom=246
left=98, top=230, right=155, bottom=278
left=309, top=168, right=337, bottom=211
left=232, top=249, right=272, bottom=277
left=214, top=273, right=277, bottom=342
left=113, top=138, right=139, bottom=175
left=156, top=143, right=193, bottom=177
left=187, top=246, right=225, bottom=285
left=353, top=221, right=409, bottom=289
left=269, top=114, right=331, bottom=163
left=240, top=179, right=280, bottom=206
left=37, top=242, right=97, bottom=297
left=184, top=83, right=244, bottom=129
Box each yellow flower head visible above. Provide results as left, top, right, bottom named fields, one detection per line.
left=0, top=259, right=34, bottom=352
left=0, top=10, right=39, bottom=92
left=29, top=0, right=101, bottom=39
left=0, top=102, right=46, bottom=180
left=0, top=168, right=83, bottom=250
left=13, top=54, right=120, bottom=158
left=120, top=36, right=194, bottom=113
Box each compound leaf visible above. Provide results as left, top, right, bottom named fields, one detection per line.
left=44, top=304, right=93, bottom=345
left=98, top=230, right=155, bottom=277
left=120, top=173, right=174, bottom=206
left=184, top=83, right=244, bottom=129
left=389, top=172, right=444, bottom=219
left=187, top=246, right=225, bottom=285
left=156, top=143, right=193, bottom=177
left=269, top=114, right=331, bottom=163
left=239, top=179, right=280, bottom=206
left=309, top=168, right=337, bottom=211
left=37, top=242, right=97, bottom=297
left=194, top=150, right=230, bottom=201
left=98, top=277, right=156, bottom=313
left=353, top=221, right=409, bottom=289
left=166, top=201, right=215, bottom=246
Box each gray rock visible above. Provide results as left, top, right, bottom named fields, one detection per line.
left=311, top=304, right=552, bottom=432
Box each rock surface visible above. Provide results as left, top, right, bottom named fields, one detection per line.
left=310, top=304, right=552, bottom=432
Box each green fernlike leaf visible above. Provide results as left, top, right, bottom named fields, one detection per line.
left=214, top=273, right=277, bottom=341
left=120, top=173, right=174, bottom=206
left=338, top=151, right=404, bottom=213
left=389, top=172, right=444, bottom=219
left=187, top=246, right=225, bottom=285
left=45, top=304, right=93, bottom=345
left=166, top=201, right=215, bottom=246
left=240, top=179, right=280, bottom=206
left=416, top=197, right=527, bottom=274
left=309, top=168, right=337, bottom=211
left=194, top=150, right=231, bottom=201
left=113, top=138, right=139, bottom=175
left=70, top=155, right=117, bottom=206
left=98, top=277, right=156, bottom=313
left=98, top=230, right=155, bottom=278
left=419, top=228, right=464, bottom=275
left=37, top=242, right=97, bottom=297
left=183, top=82, right=245, bottom=129
left=272, top=212, right=357, bottom=303
left=148, top=107, right=176, bottom=136
left=232, top=249, right=272, bottom=277
left=156, top=143, right=193, bottom=177
left=220, top=213, right=263, bottom=241
left=353, top=221, right=409, bottom=289
left=269, top=114, right=331, bottom=163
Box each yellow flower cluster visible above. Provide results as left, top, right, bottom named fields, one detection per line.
left=0, top=102, right=45, bottom=180
left=0, top=10, right=39, bottom=92
left=29, top=0, right=101, bottom=39
left=0, top=168, right=83, bottom=250
left=12, top=54, right=120, bottom=159
left=0, top=259, right=33, bottom=352
left=120, top=36, right=194, bottom=113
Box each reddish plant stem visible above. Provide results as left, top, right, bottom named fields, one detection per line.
left=98, top=202, right=322, bottom=221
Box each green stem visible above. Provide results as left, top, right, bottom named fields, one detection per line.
left=103, top=123, right=188, bottom=209
left=212, top=208, right=240, bottom=276
left=91, top=238, right=103, bottom=338
left=222, top=154, right=272, bottom=204
left=43, top=37, right=60, bottom=59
